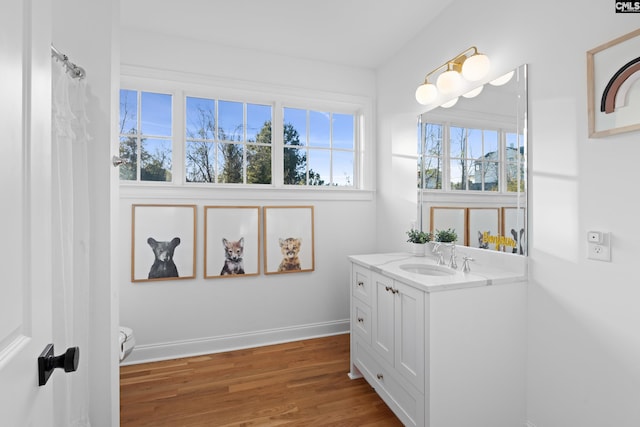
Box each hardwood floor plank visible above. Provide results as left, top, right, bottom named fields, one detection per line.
left=121, top=334, right=402, bottom=426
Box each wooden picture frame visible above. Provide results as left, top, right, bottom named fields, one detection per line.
left=204, top=206, right=260, bottom=279
left=430, top=207, right=466, bottom=245
left=587, top=28, right=640, bottom=137
left=468, top=208, right=501, bottom=250
left=131, top=204, right=196, bottom=282
left=502, top=207, right=526, bottom=255
left=263, top=206, right=315, bottom=274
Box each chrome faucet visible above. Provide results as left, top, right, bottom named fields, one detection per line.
left=432, top=242, right=445, bottom=265
left=448, top=243, right=457, bottom=269
left=462, top=256, right=474, bottom=273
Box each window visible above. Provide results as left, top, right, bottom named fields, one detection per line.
left=119, top=90, right=173, bottom=182
left=450, top=126, right=499, bottom=191
left=119, top=86, right=360, bottom=188
left=420, top=123, right=444, bottom=189
left=283, top=108, right=355, bottom=186
left=185, top=97, right=273, bottom=184
left=420, top=120, right=524, bottom=193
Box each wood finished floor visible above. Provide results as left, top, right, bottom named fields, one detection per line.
left=120, top=334, right=403, bottom=426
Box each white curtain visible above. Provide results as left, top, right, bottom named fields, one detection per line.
left=51, top=55, right=91, bottom=427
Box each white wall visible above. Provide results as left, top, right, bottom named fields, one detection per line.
left=118, top=29, right=378, bottom=363
left=52, top=0, right=119, bottom=425
left=376, top=0, right=640, bottom=425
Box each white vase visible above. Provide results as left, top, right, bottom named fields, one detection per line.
left=411, top=243, right=426, bottom=257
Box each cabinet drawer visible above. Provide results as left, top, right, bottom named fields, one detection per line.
left=352, top=299, right=371, bottom=344
left=352, top=263, right=372, bottom=305
left=354, top=339, right=424, bottom=427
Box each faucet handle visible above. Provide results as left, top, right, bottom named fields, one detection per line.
left=462, top=256, right=474, bottom=273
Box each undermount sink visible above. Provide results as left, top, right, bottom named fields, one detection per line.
left=398, top=264, right=456, bottom=276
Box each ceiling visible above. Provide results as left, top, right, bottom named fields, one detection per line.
left=120, top=0, right=450, bottom=69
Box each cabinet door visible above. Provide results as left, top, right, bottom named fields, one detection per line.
left=372, top=272, right=395, bottom=366
left=395, top=282, right=425, bottom=392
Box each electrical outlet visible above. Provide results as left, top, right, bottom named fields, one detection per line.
left=587, top=231, right=611, bottom=262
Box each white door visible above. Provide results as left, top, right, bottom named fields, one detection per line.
left=0, top=0, right=56, bottom=424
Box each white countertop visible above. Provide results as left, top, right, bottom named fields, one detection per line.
left=349, top=251, right=527, bottom=292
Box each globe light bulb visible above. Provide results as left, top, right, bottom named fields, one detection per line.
left=436, top=69, right=462, bottom=94
left=441, top=97, right=459, bottom=108
left=461, top=53, right=490, bottom=81
left=462, top=85, right=484, bottom=98
left=415, top=82, right=438, bottom=105
left=490, top=70, right=515, bottom=86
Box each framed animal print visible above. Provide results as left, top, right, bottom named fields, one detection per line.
left=502, top=207, right=526, bottom=255
left=430, top=207, right=466, bottom=245
left=263, top=206, right=315, bottom=275
left=204, top=206, right=260, bottom=279
left=467, top=208, right=501, bottom=250
left=131, top=204, right=196, bottom=282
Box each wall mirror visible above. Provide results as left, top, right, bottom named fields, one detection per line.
left=417, top=64, right=528, bottom=255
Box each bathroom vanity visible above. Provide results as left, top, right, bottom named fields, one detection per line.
left=348, top=249, right=526, bottom=427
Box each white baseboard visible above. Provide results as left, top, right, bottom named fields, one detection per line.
left=121, top=319, right=350, bottom=366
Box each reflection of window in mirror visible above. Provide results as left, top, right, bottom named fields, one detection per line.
left=418, top=121, right=524, bottom=194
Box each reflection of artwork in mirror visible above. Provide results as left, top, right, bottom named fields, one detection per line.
left=430, top=207, right=466, bottom=245
left=204, top=206, right=260, bottom=279
left=468, top=208, right=500, bottom=250
left=587, top=28, right=640, bottom=138
left=502, top=207, right=526, bottom=255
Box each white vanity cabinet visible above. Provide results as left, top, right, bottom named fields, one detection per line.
left=349, top=256, right=526, bottom=427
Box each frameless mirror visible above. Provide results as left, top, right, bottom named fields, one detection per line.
left=417, top=64, right=527, bottom=255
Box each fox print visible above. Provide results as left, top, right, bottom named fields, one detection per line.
left=277, top=237, right=302, bottom=272
left=220, top=237, right=245, bottom=275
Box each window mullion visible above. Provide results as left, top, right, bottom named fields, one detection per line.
left=273, top=101, right=284, bottom=186
left=499, top=129, right=506, bottom=193
left=443, top=123, right=450, bottom=191
left=173, top=89, right=185, bottom=185
left=136, top=90, right=142, bottom=181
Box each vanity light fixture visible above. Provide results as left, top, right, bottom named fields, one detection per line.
left=415, top=46, right=491, bottom=105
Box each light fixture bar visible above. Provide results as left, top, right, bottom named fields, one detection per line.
left=415, top=46, right=490, bottom=105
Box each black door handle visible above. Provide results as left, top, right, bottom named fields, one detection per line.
left=38, top=344, right=79, bottom=386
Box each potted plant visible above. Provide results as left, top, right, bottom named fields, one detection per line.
left=406, top=229, right=432, bottom=256
left=435, top=228, right=458, bottom=243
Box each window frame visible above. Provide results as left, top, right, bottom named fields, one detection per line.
left=419, top=117, right=524, bottom=195
left=119, top=72, right=370, bottom=192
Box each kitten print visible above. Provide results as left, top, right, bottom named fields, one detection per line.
left=220, top=237, right=245, bottom=275
left=478, top=231, right=489, bottom=249
left=277, top=237, right=302, bottom=272
left=147, top=237, right=181, bottom=279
